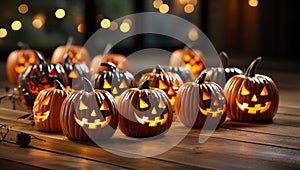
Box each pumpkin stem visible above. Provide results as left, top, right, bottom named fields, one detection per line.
left=62, top=52, right=71, bottom=65
left=219, top=51, right=229, bottom=67
left=66, top=36, right=74, bottom=46
left=195, top=72, right=207, bottom=85
left=34, top=51, right=46, bottom=64
left=54, top=80, right=65, bottom=90
left=154, top=65, right=165, bottom=74
left=82, top=77, right=94, bottom=92
left=245, top=57, right=262, bottom=77
left=17, top=41, right=30, bottom=50
left=138, top=79, right=152, bottom=90
left=100, top=62, right=118, bottom=72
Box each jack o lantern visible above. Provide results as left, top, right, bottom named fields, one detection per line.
left=118, top=80, right=173, bottom=137
left=33, top=80, right=70, bottom=131
left=60, top=77, right=119, bottom=141
left=61, top=52, right=90, bottom=89
left=137, top=65, right=183, bottom=108
left=203, top=51, right=243, bottom=87
left=224, top=57, right=279, bottom=122
left=93, top=62, right=136, bottom=103
left=169, top=48, right=205, bottom=79
left=90, top=54, right=129, bottom=76
left=51, top=37, right=90, bottom=66
left=175, top=72, right=227, bottom=128
left=6, top=42, right=41, bottom=84
left=18, top=51, right=68, bottom=109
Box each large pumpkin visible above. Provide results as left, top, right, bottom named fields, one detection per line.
left=51, top=37, right=90, bottom=66
left=224, top=57, right=279, bottom=122
left=60, top=77, right=119, bottom=141
left=118, top=80, right=173, bottom=138
left=137, top=65, right=183, bottom=108
left=204, top=51, right=243, bottom=87
left=90, top=54, right=129, bottom=76
left=93, top=62, right=136, bottom=103
left=175, top=72, right=227, bottom=128
left=6, top=43, right=41, bottom=84
left=61, top=52, right=90, bottom=90
left=169, top=48, right=205, bottom=79
left=33, top=80, right=70, bottom=131
left=18, top=51, right=68, bottom=109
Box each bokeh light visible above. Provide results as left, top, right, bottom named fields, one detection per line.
left=55, top=8, right=66, bottom=19
left=32, top=13, right=46, bottom=29
left=159, top=4, right=169, bottom=14
left=101, top=18, right=111, bottom=28
left=77, top=23, right=85, bottom=33
left=109, top=21, right=118, bottom=31
left=248, top=0, right=259, bottom=7
left=120, top=22, right=130, bottom=33
left=184, top=4, right=194, bottom=13
left=11, top=20, right=22, bottom=31
left=18, top=4, right=29, bottom=14
left=0, top=28, right=8, bottom=38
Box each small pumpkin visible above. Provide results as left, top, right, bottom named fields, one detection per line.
left=118, top=80, right=173, bottom=138
left=90, top=54, right=129, bottom=76
left=169, top=48, right=205, bottom=79
left=224, top=57, right=279, bottom=122
left=163, top=66, right=193, bottom=83
left=18, top=51, right=68, bottom=109
left=137, top=65, right=183, bottom=107
left=61, top=52, right=90, bottom=90
left=204, top=51, right=243, bottom=87
left=175, top=72, right=227, bottom=128
left=33, top=80, right=70, bottom=131
left=93, top=62, right=136, bottom=103
left=51, top=37, right=90, bottom=66
left=60, top=77, right=119, bottom=141
left=6, top=42, right=41, bottom=84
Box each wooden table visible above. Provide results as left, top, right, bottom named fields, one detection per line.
left=0, top=60, right=299, bottom=169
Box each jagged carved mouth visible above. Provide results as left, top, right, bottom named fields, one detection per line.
left=133, top=112, right=168, bottom=127
left=236, top=98, right=271, bottom=114
left=73, top=114, right=111, bottom=129
left=198, top=105, right=226, bottom=117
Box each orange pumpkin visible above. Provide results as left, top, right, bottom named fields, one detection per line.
left=90, top=54, right=129, bottom=75
left=169, top=48, right=205, bottom=79
left=6, top=43, right=41, bottom=84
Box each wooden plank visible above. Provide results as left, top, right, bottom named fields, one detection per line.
left=0, top=158, right=43, bottom=170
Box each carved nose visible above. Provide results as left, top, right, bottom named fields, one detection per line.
left=91, top=110, right=97, bottom=117
left=251, top=94, right=258, bottom=102
left=213, top=100, right=219, bottom=106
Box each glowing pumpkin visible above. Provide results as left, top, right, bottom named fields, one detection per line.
left=118, top=80, right=173, bottom=137
left=60, top=77, right=119, bottom=141
left=169, top=48, right=205, bottom=79
left=175, top=72, right=227, bottom=128
left=18, top=51, right=68, bottom=109
left=33, top=80, right=70, bottom=131
left=224, top=57, right=279, bottom=122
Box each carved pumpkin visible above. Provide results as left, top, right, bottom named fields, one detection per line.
left=93, top=62, right=136, bottom=103
left=224, top=57, right=279, bottom=122
left=61, top=52, right=90, bottom=90
left=90, top=54, right=129, bottom=76
left=169, top=48, right=205, bottom=79
left=51, top=37, right=90, bottom=66
left=175, top=72, right=227, bottom=128
left=203, top=51, right=243, bottom=87
left=33, top=80, right=70, bottom=131
left=60, top=77, right=119, bottom=141
left=6, top=43, right=41, bottom=84
left=163, top=66, right=193, bottom=83
left=137, top=65, right=183, bottom=108
left=18, top=51, right=68, bottom=109
left=118, top=80, right=173, bottom=137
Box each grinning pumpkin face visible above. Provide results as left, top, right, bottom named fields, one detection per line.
left=199, top=88, right=226, bottom=118
left=14, top=53, right=36, bottom=74
left=34, top=95, right=51, bottom=122
left=51, top=45, right=90, bottom=66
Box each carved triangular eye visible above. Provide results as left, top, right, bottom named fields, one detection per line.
left=100, top=101, right=109, bottom=111
left=49, top=69, right=58, bottom=77
left=79, top=101, right=89, bottom=110
left=42, top=96, right=51, bottom=106
left=18, top=56, right=26, bottom=64
left=260, top=86, right=268, bottom=96
left=103, top=79, right=112, bottom=89
left=140, top=98, right=149, bottom=108
left=119, top=79, right=127, bottom=88
left=28, top=56, right=36, bottom=64
left=158, top=98, right=166, bottom=108
left=68, top=70, right=78, bottom=78
left=159, top=80, right=168, bottom=89
left=203, top=91, right=211, bottom=100
left=241, top=86, right=250, bottom=95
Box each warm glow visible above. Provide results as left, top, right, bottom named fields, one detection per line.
left=11, top=20, right=22, bottom=31
left=241, top=86, right=250, bottom=95
left=159, top=80, right=168, bottom=89
left=100, top=101, right=109, bottom=110
left=203, top=91, right=211, bottom=100
left=251, top=94, right=258, bottom=102
left=0, top=28, right=7, bottom=38
left=179, top=0, right=187, bottom=5
left=119, top=80, right=127, bottom=88
left=159, top=4, right=169, bottom=14
left=123, top=19, right=132, bottom=26
left=79, top=101, right=88, bottom=110
left=159, top=98, right=166, bottom=108
left=184, top=4, right=194, bottom=13
left=32, top=13, right=46, bottom=29
left=55, top=8, right=66, bottom=19
left=109, top=21, right=118, bottom=31
left=151, top=107, right=157, bottom=114
left=68, top=70, right=78, bottom=78
left=167, top=87, right=174, bottom=95
left=260, top=86, right=268, bottom=96
left=103, top=79, right=112, bottom=89
left=153, top=0, right=163, bottom=9
left=42, top=96, right=51, bottom=105
left=112, top=87, right=118, bottom=94
left=77, top=23, right=85, bottom=33
left=101, top=18, right=111, bottom=28
left=120, top=22, right=130, bottom=33
left=248, top=0, right=258, bottom=7
left=188, top=28, right=199, bottom=41
left=140, top=99, right=149, bottom=108
left=18, top=4, right=28, bottom=14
